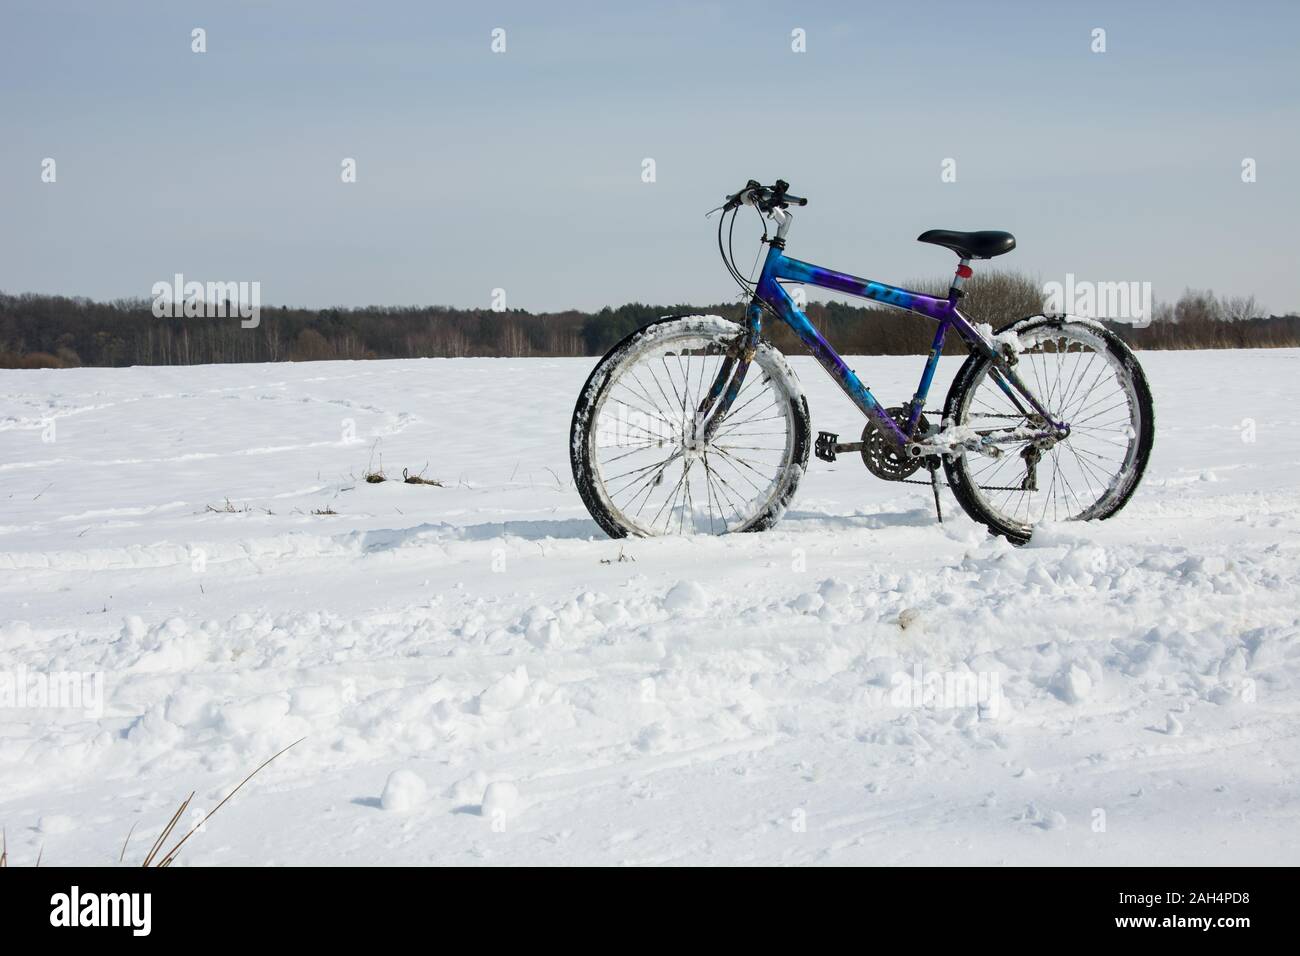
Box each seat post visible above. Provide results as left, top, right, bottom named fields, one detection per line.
left=948, top=257, right=973, bottom=299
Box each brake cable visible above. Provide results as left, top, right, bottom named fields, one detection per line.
left=741, top=205, right=768, bottom=286
left=723, top=199, right=803, bottom=332
left=717, top=206, right=750, bottom=292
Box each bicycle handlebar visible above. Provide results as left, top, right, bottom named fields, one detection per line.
left=724, top=179, right=808, bottom=213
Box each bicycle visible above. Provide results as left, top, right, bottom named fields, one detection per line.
left=570, top=179, right=1154, bottom=543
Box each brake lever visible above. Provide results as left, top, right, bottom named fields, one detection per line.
left=705, top=196, right=742, bottom=218
left=708, top=182, right=762, bottom=217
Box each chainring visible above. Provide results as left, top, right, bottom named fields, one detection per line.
left=861, top=406, right=930, bottom=481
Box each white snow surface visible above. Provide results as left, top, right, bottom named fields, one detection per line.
left=1, top=350, right=1298, bottom=866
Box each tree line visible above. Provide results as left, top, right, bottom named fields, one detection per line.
left=2, top=274, right=1297, bottom=369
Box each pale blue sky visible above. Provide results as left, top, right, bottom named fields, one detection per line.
left=2, top=0, right=1297, bottom=313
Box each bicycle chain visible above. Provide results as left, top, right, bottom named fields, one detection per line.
left=899, top=476, right=1027, bottom=492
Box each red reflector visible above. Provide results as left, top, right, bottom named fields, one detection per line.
left=956, top=265, right=973, bottom=278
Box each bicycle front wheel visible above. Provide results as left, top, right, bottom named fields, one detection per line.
left=570, top=315, right=810, bottom=538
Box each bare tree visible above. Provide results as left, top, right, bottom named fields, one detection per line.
left=1221, top=295, right=1261, bottom=322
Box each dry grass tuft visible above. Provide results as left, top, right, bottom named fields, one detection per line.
left=139, top=738, right=303, bottom=867
left=363, top=440, right=387, bottom=482
left=402, top=466, right=443, bottom=486
left=205, top=497, right=272, bottom=515
left=0, top=739, right=302, bottom=867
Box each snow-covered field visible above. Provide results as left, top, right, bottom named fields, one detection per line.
left=2, top=348, right=1298, bottom=866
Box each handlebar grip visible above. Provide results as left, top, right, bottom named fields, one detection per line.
left=771, top=180, right=807, bottom=207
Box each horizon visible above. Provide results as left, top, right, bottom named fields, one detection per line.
left=2, top=280, right=1296, bottom=319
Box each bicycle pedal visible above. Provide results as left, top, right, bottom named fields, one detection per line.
left=815, top=431, right=839, bottom=462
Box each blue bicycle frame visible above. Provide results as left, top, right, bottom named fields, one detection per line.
left=702, top=229, right=1065, bottom=450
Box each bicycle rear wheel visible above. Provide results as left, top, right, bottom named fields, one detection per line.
left=943, top=316, right=1154, bottom=542
left=570, top=315, right=810, bottom=538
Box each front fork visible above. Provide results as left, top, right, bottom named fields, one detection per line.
left=694, top=301, right=762, bottom=442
